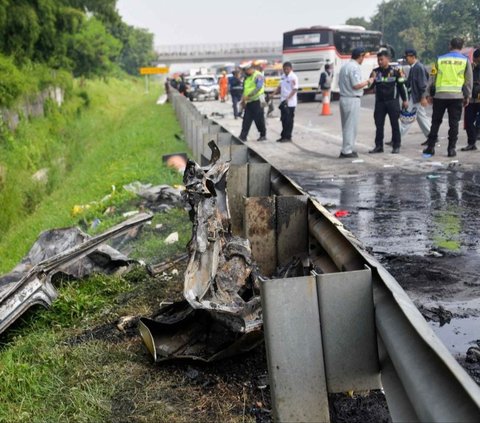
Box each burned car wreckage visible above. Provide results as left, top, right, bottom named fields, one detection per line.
left=139, top=142, right=264, bottom=362
left=0, top=214, right=152, bottom=335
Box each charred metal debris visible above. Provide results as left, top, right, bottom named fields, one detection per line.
left=0, top=213, right=152, bottom=335
left=139, top=142, right=264, bottom=362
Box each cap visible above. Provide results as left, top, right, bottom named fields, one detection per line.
left=404, top=48, right=417, bottom=57
left=240, top=61, right=253, bottom=70
left=351, top=47, right=366, bottom=58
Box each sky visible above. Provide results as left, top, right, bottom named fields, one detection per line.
left=116, top=0, right=382, bottom=47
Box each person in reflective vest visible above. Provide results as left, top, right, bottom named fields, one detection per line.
left=239, top=64, right=266, bottom=141
left=423, top=37, right=473, bottom=157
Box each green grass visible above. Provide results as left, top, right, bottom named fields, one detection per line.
left=0, top=275, right=133, bottom=423
left=433, top=209, right=461, bottom=251
left=0, top=77, right=188, bottom=273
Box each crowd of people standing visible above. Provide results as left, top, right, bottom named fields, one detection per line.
left=339, top=37, right=477, bottom=159
left=169, top=36, right=479, bottom=159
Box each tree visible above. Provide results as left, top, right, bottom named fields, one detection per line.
left=432, top=0, right=480, bottom=53
left=345, top=17, right=371, bottom=30
left=369, top=0, right=433, bottom=59
left=0, top=0, right=153, bottom=78
left=2, top=1, right=41, bottom=62
left=67, top=17, right=121, bottom=77
left=32, top=0, right=59, bottom=63
left=61, top=0, right=119, bottom=29
left=117, top=24, right=155, bottom=75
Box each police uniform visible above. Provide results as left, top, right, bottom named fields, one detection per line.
left=370, top=65, right=408, bottom=150
left=424, top=50, right=473, bottom=156
left=239, top=69, right=266, bottom=141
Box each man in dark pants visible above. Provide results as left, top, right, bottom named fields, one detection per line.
left=270, top=62, right=299, bottom=142
left=423, top=38, right=473, bottom=157
left=461, top=48, right=480, bottom=151
left=369, top=50, right=408, bottom=154
left=229, top=70, right=243, bottom=119
left=400, top=48, right=431, bottom=141
left=239, top=64, right=266, bottom=141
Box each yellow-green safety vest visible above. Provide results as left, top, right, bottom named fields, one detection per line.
left=435, top=53, right=468, bottom=94
left=243, top=70, right=264, bottom=101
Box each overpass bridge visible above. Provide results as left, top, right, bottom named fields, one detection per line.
left=155, top=41, right=282, bottom=64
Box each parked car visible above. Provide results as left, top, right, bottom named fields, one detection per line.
left=186, top=75, right=219, bottom=101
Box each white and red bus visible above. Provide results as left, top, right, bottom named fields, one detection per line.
left=282, top=25, right=382, bottom=100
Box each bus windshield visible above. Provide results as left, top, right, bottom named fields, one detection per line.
left=333, top=32, right=381, bottom=55
left=283, top=31, right=330, bottom=49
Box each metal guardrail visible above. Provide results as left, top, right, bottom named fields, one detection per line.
left=168, top=90, right=480, bottom=422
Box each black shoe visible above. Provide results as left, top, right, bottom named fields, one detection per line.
left=257, top=136, right=267, bottom=141
left=461, top=144, right=477, bottom=151
left=423, top=147, right=435, bottom=156
left=277, top=138, right=291, bottom=143
left=421, top=140, right=429, bottom=146
left=391, top=148, right=400, bottom=154
left=385, top=141, right=393, bottom=146
left=369, top=146, right=384, bottom=153
left=448, top=148, right=456, bottom=157
left=239, top=136, right=247, bottom=142
left=276, top=137, right=284, bottom=142
left=339, top=152, right=359, bottom=158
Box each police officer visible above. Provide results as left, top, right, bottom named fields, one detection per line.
left=461, top=48, right=480, bottom=151
left=423, top=37, right=473, bottom=157
left=239, top=63, right=267, bottom=142
left=369, top=49, right=408, bottom=154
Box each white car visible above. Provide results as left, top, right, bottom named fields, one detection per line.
left=186, top=75, right=219, bottom=101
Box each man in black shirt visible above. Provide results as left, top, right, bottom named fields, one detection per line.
left=369, top=50, right=409, bottom=154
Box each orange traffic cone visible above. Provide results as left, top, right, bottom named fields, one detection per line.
left=320, top=90, right=332, bottom=116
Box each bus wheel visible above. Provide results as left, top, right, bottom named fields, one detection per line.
left=331, top=92, right=340, bottom=102
left=299, top=93, right=317, bottom=102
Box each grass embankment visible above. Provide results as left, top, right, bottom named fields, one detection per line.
left=0, top=78, right=185, bottom=273
left=0, top=79, right=190, bottom=421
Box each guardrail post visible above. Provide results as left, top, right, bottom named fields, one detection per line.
left=315, top=267, right=381, bottom=392
left=261, top=275, right=331, bottom=423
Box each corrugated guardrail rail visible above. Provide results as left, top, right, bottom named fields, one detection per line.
left=169, top=90, right=480, bottom=423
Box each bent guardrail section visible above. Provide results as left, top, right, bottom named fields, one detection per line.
left=168, top=90, right=480, bottom=422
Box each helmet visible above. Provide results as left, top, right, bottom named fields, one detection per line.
left=400, top=107, right=417, bottom=125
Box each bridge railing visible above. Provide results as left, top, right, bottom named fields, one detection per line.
left=156, top=41, right=282, bottom=58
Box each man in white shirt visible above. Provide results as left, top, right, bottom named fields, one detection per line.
left=338, top=47, right=374, bottom=158
left=271, top=62, right=298, bottom=142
